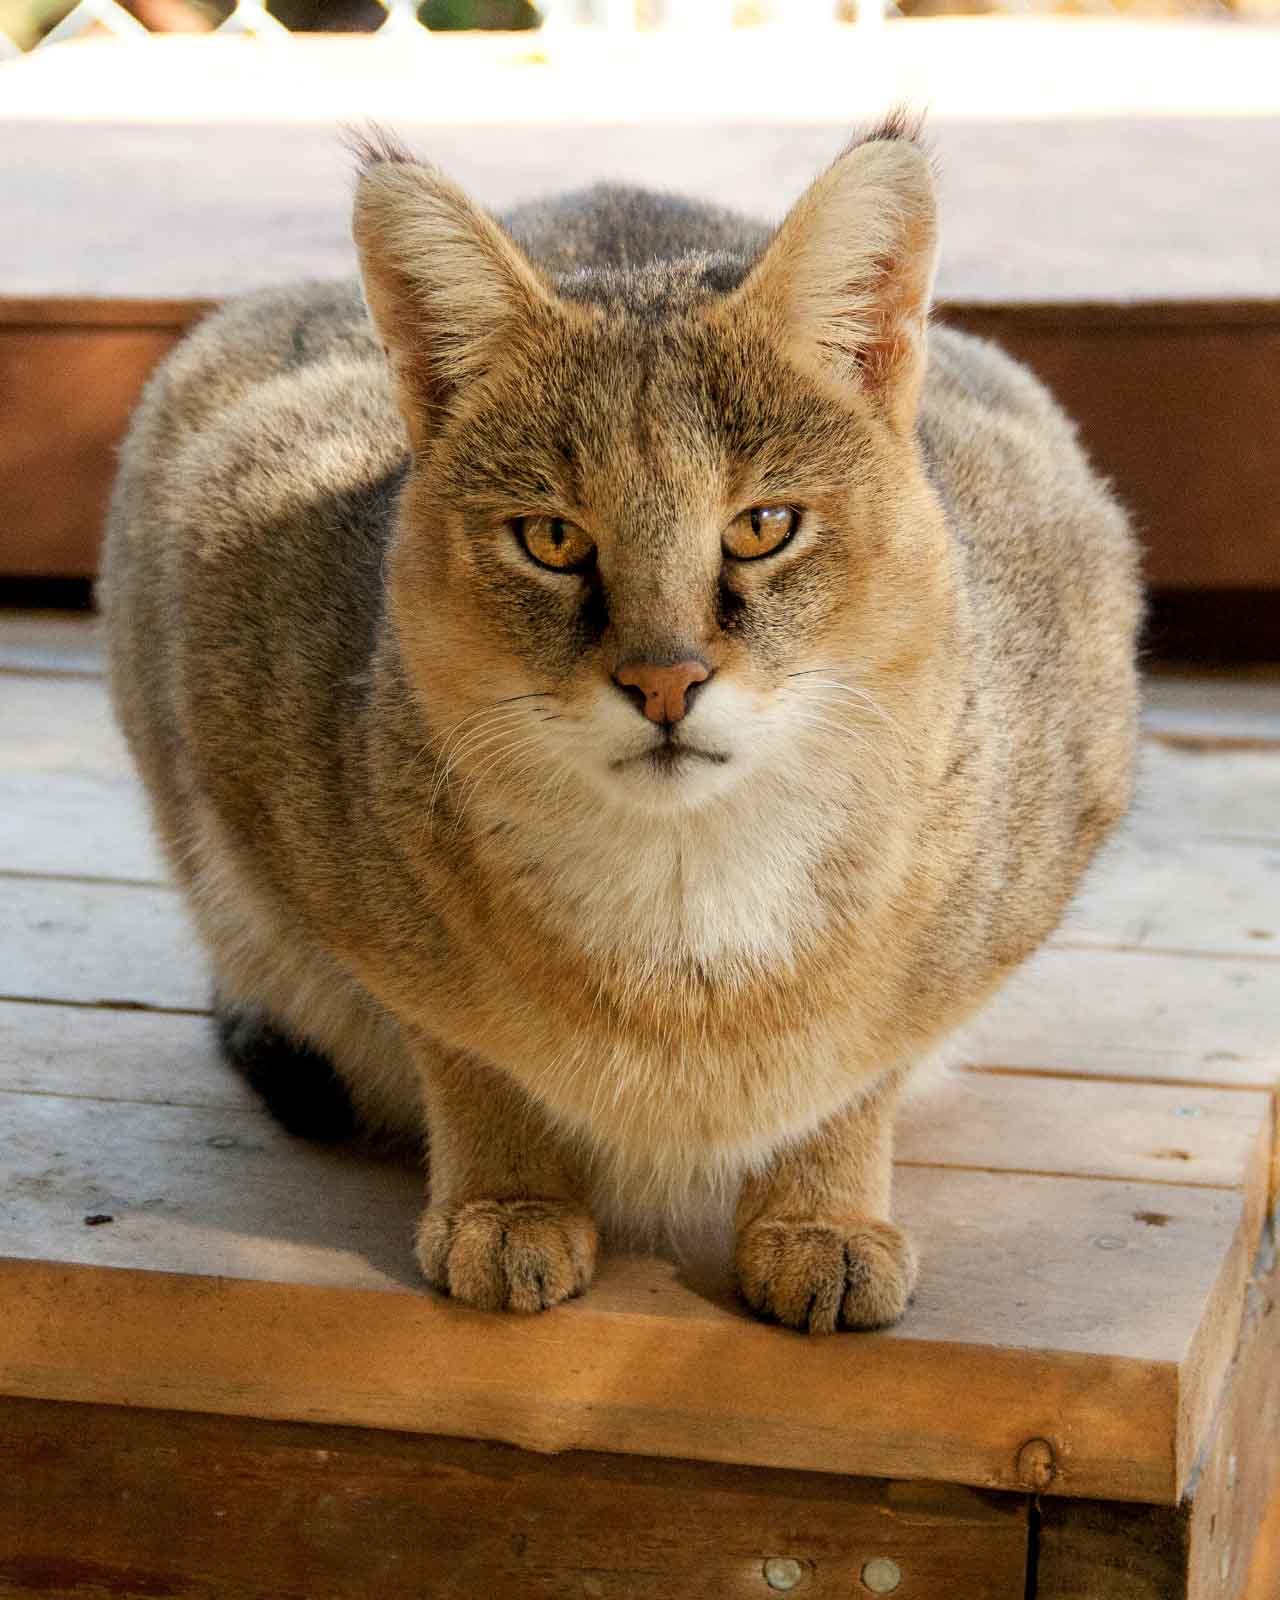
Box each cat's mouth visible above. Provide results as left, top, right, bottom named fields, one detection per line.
left=611, top=742, right=730, bottom=775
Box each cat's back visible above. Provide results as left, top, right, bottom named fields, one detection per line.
left=502, top=183, right=768, bottom=276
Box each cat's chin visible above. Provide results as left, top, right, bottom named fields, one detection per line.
left=596, top=744, right=739, bottom=814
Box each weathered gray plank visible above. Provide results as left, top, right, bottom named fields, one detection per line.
left=1143, top=671, right=1280, bottom=748
left=0, top=612, right=103, bottom=675
left=967, top=947, right=1280, bottom=1091
left=0, top=674, right=164, bottom=882
left=1062, top=832, right=1280, bottom=956
left=0, top=999, right=252, bottom=1110
left=0, top=877, right=205, bottom=1011
left=1132, top=744, right=1280, bottom=846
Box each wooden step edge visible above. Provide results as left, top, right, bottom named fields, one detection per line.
left=0, top=1253, right=1182, bottom=1508
left=1175, top=1112, right=1277, bottom=1501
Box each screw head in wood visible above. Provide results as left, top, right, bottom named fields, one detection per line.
left=762, top=1557, right=804, bottom=1590
left=861, top=1557, right=902, bottom=1593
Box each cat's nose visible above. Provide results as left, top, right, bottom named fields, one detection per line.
left=613, top=658, right=712, bottom=725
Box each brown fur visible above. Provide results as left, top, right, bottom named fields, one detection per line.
left=99, top=121, right=1141, bottom=1330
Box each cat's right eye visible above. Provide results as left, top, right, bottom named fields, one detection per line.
left=513, top=516, right=596, bottom=574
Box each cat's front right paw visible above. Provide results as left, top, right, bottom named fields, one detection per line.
left=416, top=1197, right=598, bottom=1314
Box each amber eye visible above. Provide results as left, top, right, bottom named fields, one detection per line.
left=723, top=505, right=800, bottom=561
left=513, top=515, right=595, bottom=573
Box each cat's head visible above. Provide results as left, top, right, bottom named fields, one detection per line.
left=353, top=121, right=952, bottom=818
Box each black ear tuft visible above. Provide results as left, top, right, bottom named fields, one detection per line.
left=342, top=121, right=419, bottom=175
left=844, top=107, right=927, bottom=152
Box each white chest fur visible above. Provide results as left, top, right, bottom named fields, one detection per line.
left=496, top=772, right=833, bottom=980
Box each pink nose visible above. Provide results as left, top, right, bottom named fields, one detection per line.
left=614, top=659, right=711, bottom=725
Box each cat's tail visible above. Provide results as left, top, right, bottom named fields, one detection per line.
left=213, top=992, right=358, bottom=1141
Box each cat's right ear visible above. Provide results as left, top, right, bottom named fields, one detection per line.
left=350, top=130, right=557, bottom=454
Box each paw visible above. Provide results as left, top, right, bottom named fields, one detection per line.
left=735, top=1217, right=917, bottom=1333
left=415, top=1197, right=598, bottom=1314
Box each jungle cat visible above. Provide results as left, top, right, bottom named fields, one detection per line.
left=100, top=118, right=1140, bottom=1332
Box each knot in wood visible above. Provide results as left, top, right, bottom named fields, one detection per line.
left=1016, top=1436, right=1057, bottom=1490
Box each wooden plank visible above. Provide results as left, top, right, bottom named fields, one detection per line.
left=0, top=1399, right=1031, bottom=1600
left=3, top=1062, right=1268, bottom=1285
left=0, top=877, right=206, bottom=1011
left=0, top=675, right=165, bottom=882
left=967, top=947, right=1280, bottom=1092
left=0, top=999, right=255, bottom=1111
left=0, top=611, right=102, bottom=674
left=1184, top=1231, right=1280, bottom=1599
left=4, top=992, right=1268, bottom=1194
left=1244, top=1481, right=1280, bottom=1600
left=1032, top=1499, right=1191, bottom=1600
left=1060, top=832, right=1280, bottom=957
left=0, top=1153, right=1253, bottom=1503
left=1035, top=1232, right=1280, bottom=1599
left=1143, top=670, right=1280, bottom=749
left=898, top=1070, right=1272, bottom=1193
left=2, top=1090, right=420, bottom=1292
left=1133, top=744, right=1280, bottom=846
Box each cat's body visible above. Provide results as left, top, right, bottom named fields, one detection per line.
left=101, top=127, right=1140, bottom=1328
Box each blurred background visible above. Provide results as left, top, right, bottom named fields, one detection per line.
left=5, top=0, right=1280, bottom=43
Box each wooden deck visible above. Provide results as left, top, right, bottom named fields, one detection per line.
left=1, top=614, right=1278, bottom=1597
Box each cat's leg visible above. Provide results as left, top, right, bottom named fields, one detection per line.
left=734, top=1075, right=917, bottom=1334
left=413, top=1043, right=598, bottom=1314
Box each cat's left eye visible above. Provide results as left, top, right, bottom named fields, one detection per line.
left=723, top=505, right=800, bottom=561
left=513, top=515, right=596, bottom=573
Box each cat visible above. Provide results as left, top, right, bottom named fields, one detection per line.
left=99, top=115, right=1140, bottom=1332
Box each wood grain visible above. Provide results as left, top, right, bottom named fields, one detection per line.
left=967, top=946, right=1280, bottom=1091
left=0, top=999, right=251, bottom=1109
left=1132, top=744, right=1280, bottom=847
left=0, top=876, right=205, bottom=1010
left=0, top=1398, right=1031, bottom=1600
left=0, top=675, right=165, bottom=883
left=1035, top=1232, right=1280, bottom=1599
left=1061, top=832, right=1280, bottom=957
left=5, top=989, right=1269, bottom=1193
left=1184, top=1231, right=1280, bottom=1599
left=898, top=1069, right=1271, bottom=1193
left=0, top=1156, right=1258, bottom=1504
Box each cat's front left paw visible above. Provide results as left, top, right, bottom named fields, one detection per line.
left=735, top=1217, right=917, bottom=1334
left=416, top=1196, right=598, bottom=1314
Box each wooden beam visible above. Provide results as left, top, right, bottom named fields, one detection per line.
left=0, top=1397, right=1031, bottom=1600
left=1035, top=1229, right=1280, bottom=1598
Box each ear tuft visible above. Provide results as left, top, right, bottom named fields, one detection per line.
left=841, top=108, right=930, bottom=159
left=342, top=121, right=418, bottom=175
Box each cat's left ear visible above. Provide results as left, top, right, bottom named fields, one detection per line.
left=350, top=129, right=560, bottom=454
left=731, top=116, right=937, bottom=433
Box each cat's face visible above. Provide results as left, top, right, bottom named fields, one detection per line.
left=355, top=127, right=946, bottom=817
left=391, top=296, right=946, bottom=816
